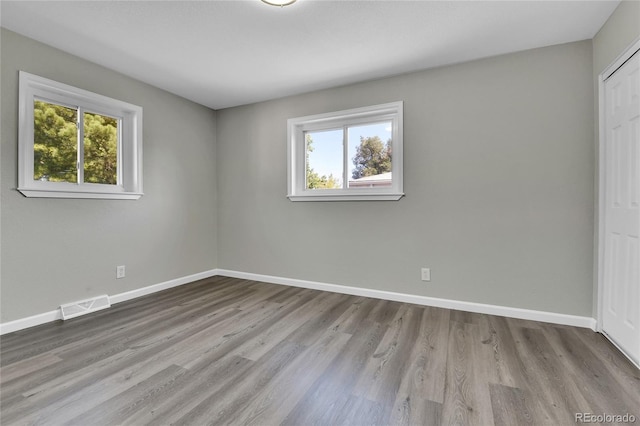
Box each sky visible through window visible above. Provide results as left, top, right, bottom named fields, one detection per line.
left=307, top=122, right=391, bottom=186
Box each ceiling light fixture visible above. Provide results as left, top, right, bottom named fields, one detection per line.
left=261, top=0, right=296, bottom=7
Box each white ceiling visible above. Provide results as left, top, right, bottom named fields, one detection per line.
left=1, top=0, right=620, bottom=110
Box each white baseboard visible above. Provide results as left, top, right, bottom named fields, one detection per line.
left=1, top=267, right=597, bottom=335
left=0, top=269, right=218, bottom=335
left=0, top=310, right=62, bottom=335
left=217, top=269, right=598, bottom=330
left=109, top=269, right=218, bottom=304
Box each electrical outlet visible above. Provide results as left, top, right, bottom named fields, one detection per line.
left=116, top=265, right=126, bottom=279
left=421, top=268, right=431, bottom=282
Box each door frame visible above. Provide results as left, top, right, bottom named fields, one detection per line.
left=596, top=37, right=640, bottom=353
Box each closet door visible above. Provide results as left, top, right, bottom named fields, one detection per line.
left=602, top=49, right=640, bottom=366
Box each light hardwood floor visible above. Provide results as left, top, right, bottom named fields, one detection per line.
left=1, top=276, right=639, bottom=425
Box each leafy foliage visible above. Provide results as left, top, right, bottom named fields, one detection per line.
left=33, top=101, right=118, bottom=185
left=34, top=101, right=78, bottom=182
left=306, top=134, right=339, bottom=189
left=83, top=112, right=118, bottom=184
left=351, top=136, right=392, bottom=179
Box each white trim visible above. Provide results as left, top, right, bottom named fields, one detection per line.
left=109, top=269, right=218, bottom=304
left=596, top=37, right=640, bottom=333
left=0, top=267, right=597, bottom=335
left=0, top=269, right=218, bottom=335
left=0, top=310, right=62, bottom=335
left=217, top=269, right=597, bottom=330
left=18, top=71, right=143, bottom=200
left=597, top=64, right=606, bottom=333
left=287, top=101, right=404, bottom=202
left=16, top=189, right=143, bottom=200
left=601, top=37, right=640, bottom=81
left=288, top=193, right=404, bottom=202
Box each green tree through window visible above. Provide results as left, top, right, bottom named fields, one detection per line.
left=33, top=100, right=118, bottom=185
left=351, top=136, right=392, bottom=180
left=34, top=101, right=78, bottom=182
left=83, top=111, right=118, bottom=185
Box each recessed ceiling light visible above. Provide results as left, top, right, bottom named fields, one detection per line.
left=261, top=0, right=297, bottom=7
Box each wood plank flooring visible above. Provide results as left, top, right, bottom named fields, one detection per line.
left=1, top=276, right=638, bottom=425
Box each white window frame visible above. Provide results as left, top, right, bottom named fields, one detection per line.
left=18, top=71, right=143, bottom=199
left=287, top=101, right=404, bottom=202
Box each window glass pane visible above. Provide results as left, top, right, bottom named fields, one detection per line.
left=348, top=122, right=393, bottom=188
left=305, top=129, right=343, bottom=190
left=33, top=100, right=78, bottom=183
left=84, top=111, right=118, bottom=185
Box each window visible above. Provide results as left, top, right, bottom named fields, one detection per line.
left=18, top=71, right=143, bottom=199
left=287, top=101, right=403, bottom=201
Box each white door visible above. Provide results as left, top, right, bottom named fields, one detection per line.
left=602, top=49, right=640, bottom=366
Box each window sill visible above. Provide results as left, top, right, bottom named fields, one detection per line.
left=288, top=193, right=404, bottom=202
left=18, top=188, right=143, bottom=200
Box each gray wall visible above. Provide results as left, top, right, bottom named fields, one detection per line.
left=1, top=29, right=218, bottom=322
left=592, top=1, right=640, bottom=77
left=591, top=1, right=640, bottom=315
left=5, top=7, right=635, bottom=324
left=217, top=40, right=595, bottom=317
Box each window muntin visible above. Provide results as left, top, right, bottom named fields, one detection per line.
left=288, top=102, right=403, bottom=201
left=18, top=72, right=142, bottom=199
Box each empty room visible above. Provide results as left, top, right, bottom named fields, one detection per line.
left=1, top=0, right=639, bottom=425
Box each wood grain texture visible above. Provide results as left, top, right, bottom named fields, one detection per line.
left=1, top=276, right=638, bottom=425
